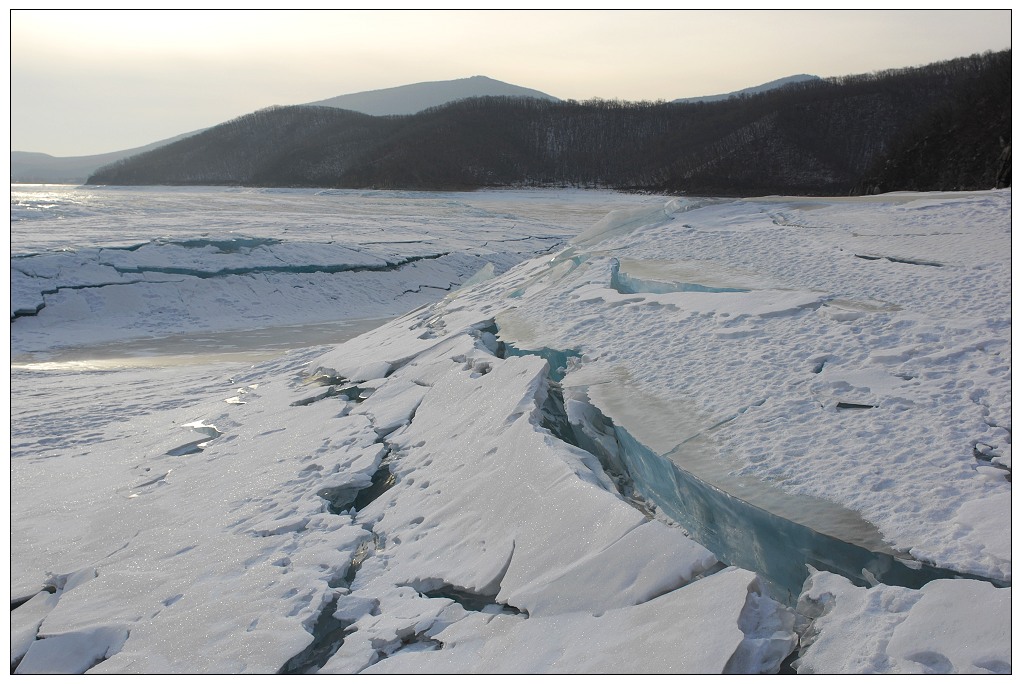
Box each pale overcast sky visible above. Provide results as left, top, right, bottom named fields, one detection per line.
left=10, top=9, right=1012, bottom=157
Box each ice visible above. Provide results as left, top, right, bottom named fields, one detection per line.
left=11, top=186, right=639, bottom=354
left=351, top=379, right=430, bottom=437
left=16, top=625, right=129, bottom=674
left=477, top=191, right=1011, bottom=581
left=949, top=492, right=1011, bottom=579
left=795, top=570, right=1010, bottom=674
left=503, top=521, right=719, bottom=615
left=885, top=579, right=1011, bottom=673
left=571, top=197, right=709, bottom=247
left=11, top=308, right=791, bottom=673
left=9, top=186, right=1010, bottom=673
left=360, top=568, right=789, bottom=674
left=10, top=591, right=60, bottom=668
left=11, top=253, right=482, bottom=350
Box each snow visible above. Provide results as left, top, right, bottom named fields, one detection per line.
left=480, top=190, right=1012, bottom=580
left=9, top=185, right=1011, bottom=674
left=795, top=570, right=1010, bottom=674
left=359, top=568, right=789, bottom=674
left=10, top=591, right=60, bottom=668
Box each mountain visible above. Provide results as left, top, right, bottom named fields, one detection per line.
left=90, top=107, right=392, bottom=186
left=88, top=51, right=1010, bottom=195
left=11, top=76, right=556, bottom=184
left=11, top=132, right=200, bottom=184
left=673, top=74, right=821, bottom=104
left=306, top=75, right=559, bottom=115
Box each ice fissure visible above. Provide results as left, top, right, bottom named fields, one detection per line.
left=11, top=253, right=452, bottom=321
left=853, top=253, right=943, bottom=267
left=277, top=594, right=357, bottom=675
left=318, top=458, right=396, bottom=515
left=489, top=324, right=1008, bottom=604
left=97, top=252, right=451, bottom=279
left=415, top=584, right=522, bottom=615
left=280, top=370, right=418, bottom=673
left=10, top=569, right=125, bottom=674
left=11, top=280, right=154, bottom=320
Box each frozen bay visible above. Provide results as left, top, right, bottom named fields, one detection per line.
left=9, top=186, right=1011, bottom=673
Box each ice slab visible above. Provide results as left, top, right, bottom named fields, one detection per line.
left=363, top=568, right=792, bottom=674
left=796, top=570, right=1010, bottom=674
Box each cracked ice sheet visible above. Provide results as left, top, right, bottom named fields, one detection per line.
left=361, top=567, right=778, bottom=674
left=11, top=312, right=786, bottom=674
left=310, top=332, right=786, bottom=673
left=340, top=342, right=719, bottom=608
left=471, top=190, right=1011, bottom=581
left=12, top=186, right=652, bottom=352
left=11, top=252, right=489, bottom=352
left=11, top=351, right=375, bottom=673
left=795, top=570, right=1011, bottom=674
left=11, top=188, right=1009, bottom=674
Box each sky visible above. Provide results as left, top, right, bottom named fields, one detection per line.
left=10, top=9, right=1012, bottom=157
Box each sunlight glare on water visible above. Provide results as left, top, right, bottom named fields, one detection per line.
left=10, top=318, right=393, bottom=371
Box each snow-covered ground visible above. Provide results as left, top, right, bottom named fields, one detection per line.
left=9, top=186, right=1011, bottom=673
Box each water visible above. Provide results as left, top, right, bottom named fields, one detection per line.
left=11, top=318, right=394, bottom=371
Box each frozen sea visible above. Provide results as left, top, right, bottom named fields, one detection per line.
left=9, top=185, right=1011, bottom=674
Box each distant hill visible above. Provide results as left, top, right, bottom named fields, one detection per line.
left=89, top=51, right=1010, bottom=195
left=11, top=132, right=200, bottom=184
left=674, top=74, right=821, bottom=104
left=92, top=107, right=391, bottom=186
left=306, top=75, right=559, bottom=115
left=856, top=52, right=1011, bottom=193
left=11, top=76, right=556, bottom=184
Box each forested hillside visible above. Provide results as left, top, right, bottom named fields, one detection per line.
left=855, top=50, right=1011, bottom=193
left=89, top=50, right=1010, bottom=195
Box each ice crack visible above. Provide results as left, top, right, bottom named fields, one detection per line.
left=486, top=322, right=1009, bottom=605
left=854, top=254, right=943, bottom=267
left=100, top=252, right=451, bottom=279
